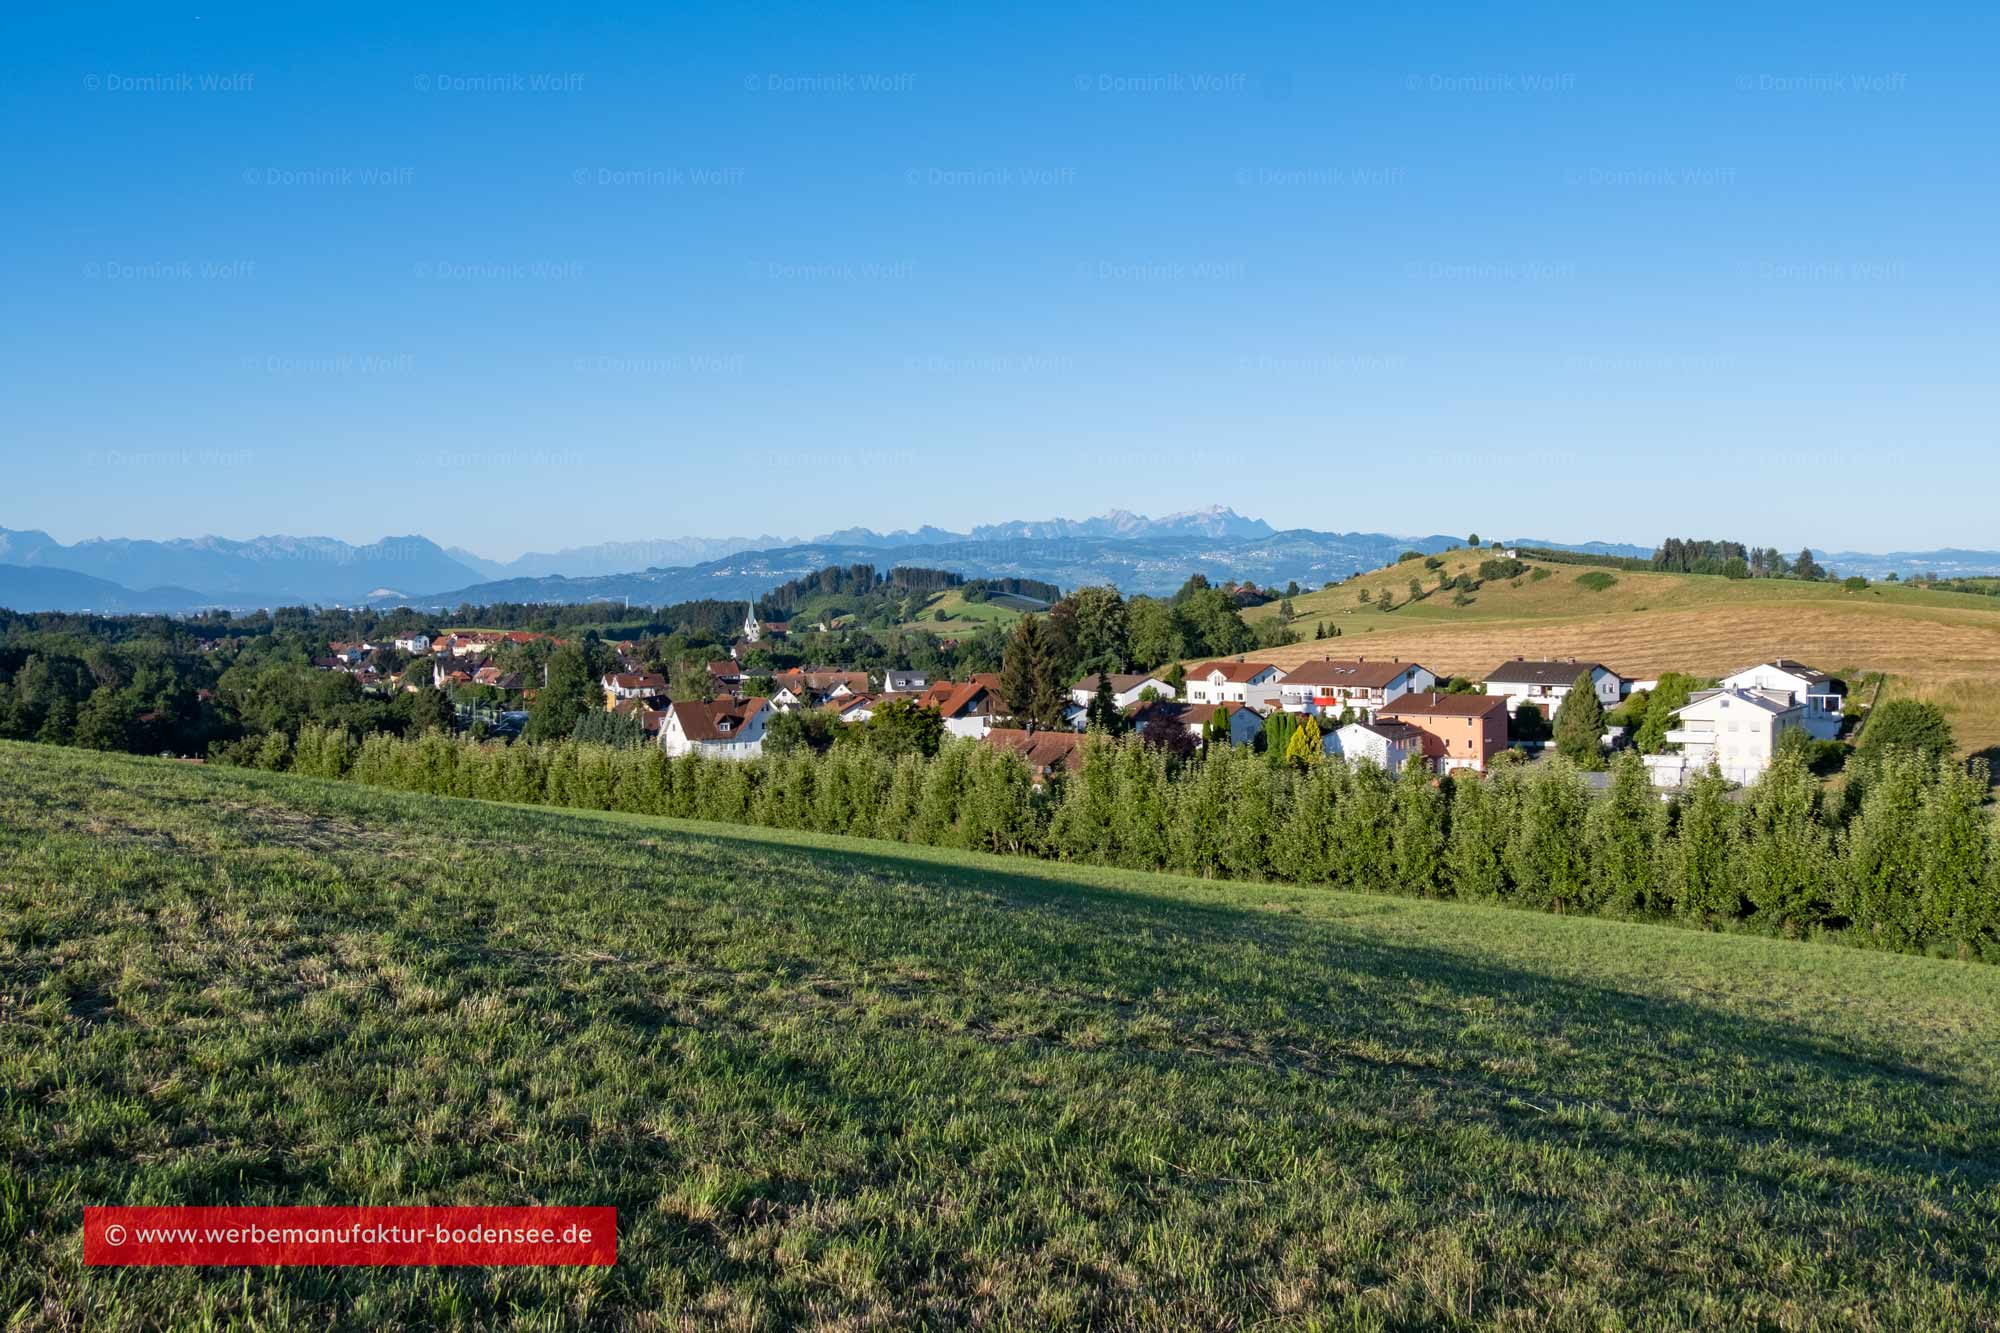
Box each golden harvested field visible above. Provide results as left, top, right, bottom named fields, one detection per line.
left=1250, top=552, right=2000, bottom=759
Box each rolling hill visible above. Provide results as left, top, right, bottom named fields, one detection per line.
left=5, top=742, right=1997, bottom=1326
left=1253, top=548, right=2000, bottom=756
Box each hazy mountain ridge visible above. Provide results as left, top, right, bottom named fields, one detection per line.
left=5, top=516, right=1999, bottom=613
left=0, top=528, right=481, bottom=605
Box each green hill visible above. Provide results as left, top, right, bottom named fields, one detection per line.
left=4, top=742, right=1997, bottom=1327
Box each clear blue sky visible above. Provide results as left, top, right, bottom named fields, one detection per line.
left=5, top=2, right=1994, bottom=557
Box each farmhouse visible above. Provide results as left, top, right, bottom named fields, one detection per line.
left=1375, top=692, right=1511, bottom=773
left=1068, top=672, right=1178, bottom=711
left=659, top=696, right=771, bottom=760
left=1645, top=687, right=1803, bottom=787
left=1483, top=658, right=1625, bottom=717
left=1718, top=660, right=1845, bottom=739
left=1181, top=659, right=1286, bottom=710
left=1276, top=658, right=1436, bottom=718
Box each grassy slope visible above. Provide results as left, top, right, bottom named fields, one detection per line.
left=1252, top=551, right=2000, bottom=757
left=893, top=588, right=1025, bottom=632
left=4, top=742, right=1999, bottom=1329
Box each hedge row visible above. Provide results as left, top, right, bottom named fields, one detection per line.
left=271, top=725, right=2000, bottom=962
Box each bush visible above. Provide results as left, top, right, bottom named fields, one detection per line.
left=1574, top=571, right=1618, bottom=592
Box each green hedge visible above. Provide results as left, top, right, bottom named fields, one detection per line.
left=278, top=726, right=2000, bottom=962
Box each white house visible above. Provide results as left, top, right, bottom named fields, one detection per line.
left=1483, top=659, right=1625, bottom=717
left=1325, top=719, right=1425, bottom=774
left=1276, top=658, right=1435, bottom=717
left=1182, top=659, right=1286, bottom=710
left=825, top=694, right=879, bottom=725
left=1068, top=672, right=1177, bottom=711
left=918, top=676, right=1008, bottom=740
left=881, top=669, right=928, bottom=694
left=1718, top=660, right=1845, bottom=740
left=601, top=671, right=667, bottom=704
left=659, top=697, right=771, bottom=760
left=392, top=633, right=432, bottom=654
left=1643, top=687, right=1803, bottom=787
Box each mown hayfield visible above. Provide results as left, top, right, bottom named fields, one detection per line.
left=3, top=741, right=1998, bottom=1329
left=1252, top=553, right=2000, bottom=757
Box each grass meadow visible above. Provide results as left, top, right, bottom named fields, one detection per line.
left=3, top=740, right=1998, bottom=1329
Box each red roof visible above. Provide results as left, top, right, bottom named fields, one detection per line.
left=1188, top=660, right=1279, bottom=683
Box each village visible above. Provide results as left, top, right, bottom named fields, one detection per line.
left=313, top=601, right=1850, bottom=791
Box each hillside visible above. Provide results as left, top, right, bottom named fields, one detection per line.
left=4, top=742, right=1997, bottom=1327
left=1255, top=549, right=2000, bottom=756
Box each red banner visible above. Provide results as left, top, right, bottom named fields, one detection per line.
left=84, top=1206, right=616, bottom=1267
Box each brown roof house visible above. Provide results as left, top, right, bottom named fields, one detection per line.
left=659, top=697, right=772, bottom=760
left=1277, top=657, right=1436, bottom=718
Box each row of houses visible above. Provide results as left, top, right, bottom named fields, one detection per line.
left=650, top=652, right=1848, bottom=787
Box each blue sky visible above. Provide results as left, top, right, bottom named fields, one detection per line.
left=5, top=2, right=1994, bottom=557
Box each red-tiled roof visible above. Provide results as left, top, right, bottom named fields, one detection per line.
left=1188, top=660, right=1279, bottom=683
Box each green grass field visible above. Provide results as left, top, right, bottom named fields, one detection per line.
left=894, top=588, right=1029, bottom=632
left=5, top=741, right=1999, bottom=1329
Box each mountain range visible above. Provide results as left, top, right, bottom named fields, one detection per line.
left=2, top=508, right=1997, bottom=614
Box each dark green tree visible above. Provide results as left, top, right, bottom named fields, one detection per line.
left=1552, top=672, right=1606, bottom=769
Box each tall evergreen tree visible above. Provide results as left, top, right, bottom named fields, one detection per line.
left=1552, top=672, right=1606, bottom=769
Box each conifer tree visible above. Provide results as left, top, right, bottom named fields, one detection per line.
left=1739, top=752, right=1832, bottom=931
left=1509, top=760, right=1590, bottom=911
left=1588, top=750, right=1662, bottom=914
left=1666, top=767, right=1741, bottom=925
left=1553, top=671, right=1606, bottom=769
left=1391, top=759, right=1445, bottom=897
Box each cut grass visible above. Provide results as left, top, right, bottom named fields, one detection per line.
left=3, top=741, right=1999, bottom=1328
left=1260, top=552, right=2000, bottom=755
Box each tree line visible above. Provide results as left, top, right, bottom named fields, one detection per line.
left=262, top=727, right=2000, bottom=964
